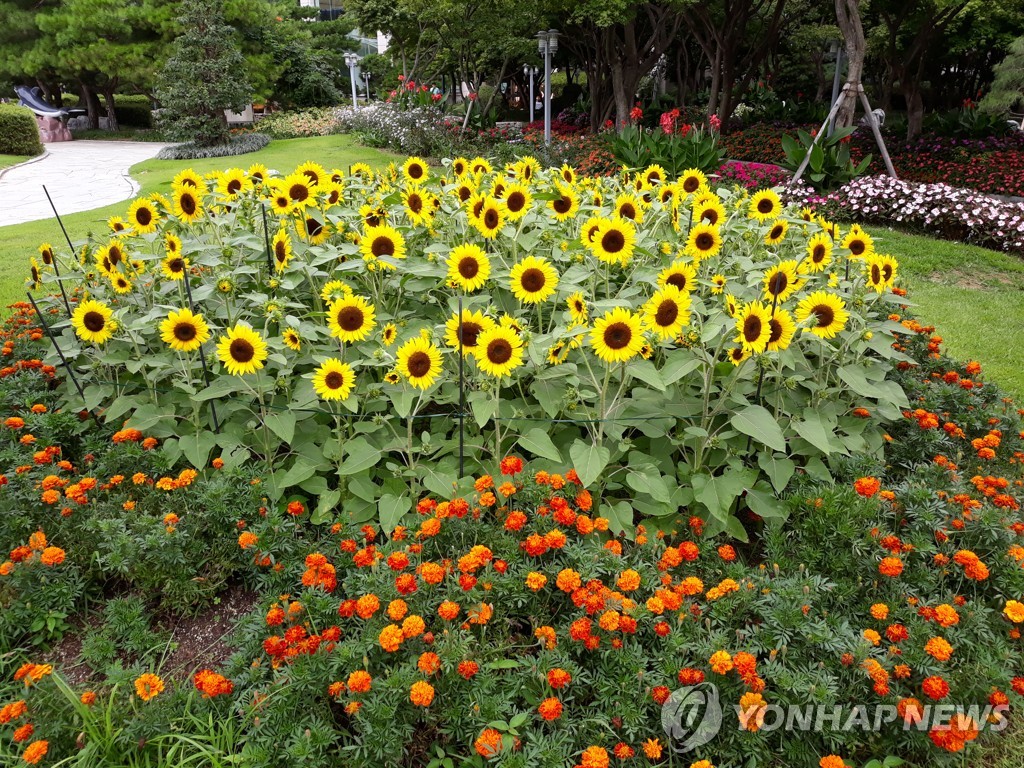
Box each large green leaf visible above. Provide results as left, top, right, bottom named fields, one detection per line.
left=312, top=488, right=341, bottom=525
left=263, top=411, right=295, bottom=444
left=730, top=405, right=786, bottom=452
left=379, top=494, right=410, bottom=535
left=757, top=453, right=796, bottom=494
left=179, top=430, right=218, bottom=469
left=794, top=410, right=834, bottom=455
left=518, top=427, right=563, bottom=463
left=338, top=437, right=382, bottom=476
left=569, top=440, right=610, bottom=488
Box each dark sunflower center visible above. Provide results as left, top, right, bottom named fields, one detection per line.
left=458, top=186, right=472, bottom=202
left=458, top=257, right=479, bottom=279
left=487, top=338, right=512, bottom=364
left=328, top=190, right=341, bottom=204
left=406, top=350, right=431, bottom=377
left=757, top=198, right=774, bottom=214
left=302, top=171, right=319, bottom=185
left=493, top=183, right=505, bottom=197
left=179, top=194, right=196, bottom=215
left=365, top=213, right=381, bottom=227
left=458, top=321, right=482, bottom=347
left=84, top=312, right=105, bottom=332
left=811, top=304, right=835, bottom=327
left=573, top=300, right=584, bottom=313
left=683, top=177, right=700, bottom=193
left=408, top=163, right=424, bottom=179
left=230, top=338, right=254, bottom=363
left=619, top=203, right=636, bottom=220
left=667, top=273, right=688, bottom=291
left=473, top=200, right=485, bottom=218
left=31, top=266, right=39, bottom=282
left=647, top=171, right=661, bottom=183
left=769, top=318, right=783, bottom=344
left=703, top=209, right=719, bottom=225
left=324, top=371, right=344, bottom=389
left=520, top=268, right=545, bottom=293
left=562, top=170, right=572, bottom=182
left=169, top=257, right=185, bottom=273
left=743, top=315, right=763, bottom=343
left=849, top=240, right=866, bottom=256
left=337, top=306, right=365, bottom=332
left=769, top=225, right=784, bottom=240
left=483, top=208, right=500, bottom=229
left=695, top=233, right=714, bottom=250
left=42, top=249, right=52, bottom=264
left=112, top=221, right=125, bottom=231
left=306, top=218, right=323, bottom=237
left=767, top=272, right=788, bottom=295
left=174, top=322, right=197, bottom=342
left=108, top=248, right=122, bottom=266
left=602, top=229, right=625, bottom=253
left=731, top=348, right=745, bottom=361
left=655, top=299, right=678, bottom=326
left=586, top=224, right=600, bottom=242
left=871, top=264, right=881, bottom=283
left=136, top=207, right=152, bottom=226
left=274, top=242, right=287, bottom=263
left=812, top=244, right=826, bottom=262
left=454, top=162, right=465, bottom=175
left=371, top=236, right=395, bottom=257
left=882, top=263, right=893, bottom=281
left=506, top=191, right=525, bottom=212
left=289, top=183, right=309, bottom=202
left=408, top=194, right=423, bottom=213
left=603, top=322, right=632, bottom=350
left=553, top=196, right=572, bottom=214
left=227, top=179, right=242, bottom=194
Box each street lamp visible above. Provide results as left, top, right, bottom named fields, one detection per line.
left=523, top=64, right=538, bottom=124
left=536, top=29, right=559, bottom=145
left=361, top=71, right=371, bottom=101
left=343, top=52, right=359, bottom=108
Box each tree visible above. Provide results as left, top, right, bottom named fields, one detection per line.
left=982, top=36, right=1024, bottom=115
left=156, top=0, right=252, bottom=146
left=833, top=0, right=865, bottom=129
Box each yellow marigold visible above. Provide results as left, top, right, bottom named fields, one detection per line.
left=709, top=650, right=733, bottom=674
left=525, top=572, right=548, bottom=591
left=642, top=738, right=663, bottom=759
left=1003, top=600, right=1024, bottom=624
left=925, top=636, right=954, bottom=662
left=869, top=603, right=889, bottom=620
left=402, top=614, right=426, bottom=638
left=862, top=629, right=881, bottom=646
left=379, top=624, right=404, bottom=652
left=134, top=673, right=164, bottom=701
left=409, top=680, right=435, bottom=706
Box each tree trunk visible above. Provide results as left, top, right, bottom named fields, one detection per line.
left=611, top=58, right=632, bottom=129
left=80, top=82, right=101, bottom=130
left=707, top=48, right=721, bottom=120
left=102, top=86, right=120, bottom=132
left=904, top=82, right=924, bottom=140
left=834, top=0, right=865, bottom=128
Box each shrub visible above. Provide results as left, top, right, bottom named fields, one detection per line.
left=257, top=108, right=343, bottom=139
left=0, top=104, right=43, bottom=157
left=610, top=115, right=726, bottom=178
left=156, top=133, right=270, bottom=160
left=781, top=126, right=872, bottom=192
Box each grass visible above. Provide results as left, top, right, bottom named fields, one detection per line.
left=0, top=154, right=32, bottom=170
left=865, top=226, right=1024, bottom=399
left=0, top=135, right=397, bottom=309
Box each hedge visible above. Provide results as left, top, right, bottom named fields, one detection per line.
left=0, top=104, right=43, bottom=156
left=62, top=93, right=154, bottom=128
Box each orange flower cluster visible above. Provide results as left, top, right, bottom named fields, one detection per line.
left=854, top=476, right=881, bottom=497
left=952, top=549, right=989, bottom=580
left=134, top=673, right=165, bottom=701
left=193, top=669, right=234, bottom=698
left=300, top=552, right=337, bottom=592
left=154, top=468, right=197, bottom=491
left=928, top=713, right=979, bottom=752
left=262, top=598, right=341, bottom=667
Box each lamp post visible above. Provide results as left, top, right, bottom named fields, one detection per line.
left=344, top=52, right=359, bottom=108
left=361, top=71, right=371, bottom=101
left=536, top=29, right=558, bottom=145
left=523, top=64, right=538, bottom=123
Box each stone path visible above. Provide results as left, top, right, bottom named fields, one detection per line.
left=0, top=140, right=169, bottom=227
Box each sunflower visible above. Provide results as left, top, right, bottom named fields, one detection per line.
left=795, top=291, right=850, bottom=339
left=127, top=198, right=159, bottom=234
left=728, top=346, right=751, bottom=365
left=547, top=341, right=568, bottom=365
left=71, top=299, right=115, bottom=344
left=679, top=168, right=707, bottom=195
left=401, top=187, right=432, bottom=227
left=217, top=324, right=268, bottom=376
left=657, top=184, right=677, bottom=206
left=272, top=229, right=292, bottom=272
left=473, top=197, right=505, bottom=239
left=642, top=164, right=667, bottom=186
left=802, top=232, right=833, bottom=273
left=295, top=161, right=326, bottom=188
left=548, top=186, right=579, bottom=222
left=510, top=256, right=558, bottom=304
left=159, top=308, right=210, bottom=353
left=328, top=295, right=377, bottom=343
left=658, top=261, right=698, bottom=293
left=762, top=260, right=800, bottom=302
left=172, top=169, right=206, bottom=192
left=323, top=182, right=345, bottom=207
left=247, top=163, right=269, bottom=186
left=96, top=239, right=127, bottom=275
left=173, top=187, right=203, bottom=224
left=161, top=253, right=190, bottom=280
left=501, top=182, right=532, bottom=221
left=818, top=216, right=840, bottom=240
left=590, top=307, right=644, bottom=364
left=558, top=163, right=576, bottom=185
left=398, top=156, right=428, bottom=185
left=360, top=224, right=406, bottom=268
left=766, top=309, right=795, bottom=352
left=566, top=292, right=588, bottom=323
left=283, top=328, right=302, bottom=351
left=447, top=244, right=491, bottom=292
left=470, top=157, right=492, bottom=175
left=299, top=214, right=330, bottom=245
left=685, top=222, right=722, bottom=260
left=384, top=370, right=401, bottom=384
left=879, top=254, right=899, bottom=285
left=748, top=189, right=781, bottom=222
left=283, top=173, right=314, bottom=209
left=499, top=315, right=525, bottom=336
left=110, top=273, right=133, bottom=294
left=734, top=301, right=773, bottom=353
left=590, top=218, right=637, bottom=265
left=454, top=180, right=476, bottom=203
left=841, top=225, right=873, bottom=259
left=108, top=216, right=128, bottom=233
left=350, top=162, right=374, bottom=182
left=451, top=157, right=470, bottom=177
left=308, top=281, right=347, bottom=307
left=163, top=232, right=181, bottom=256
left=217, top=168, right=250, bottom=200
left=614, top=193, right=644, bottom=223
left=724, top=294, right=740, bottom=318
left=799, top=207, right=815, bottom=222
left=396, top=336, right=443, bottom=389
left=266, top=182, right=292, bottom=216
left=764, top=219, right=789, bottom=245
left=643, top=286, right=692, bottom=340
left=359, top=203, right=386, bottom=228
left=313, top=358, right=355, bottom=401
left=444, top=310, right=494, bottom=356
left=37, top=243, right=54, bottom=266
left=475, top=325, right=525, bottom=377
left=864, top=254, right=888, bottom=294
left=580, top=216, right=604, bottom=247
left=692, top=198, right=725, bottom=227
left=710, top=274, right=727, bottom=294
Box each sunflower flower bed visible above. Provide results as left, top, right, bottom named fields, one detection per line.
left=1, top=299, right=1024, bottom=767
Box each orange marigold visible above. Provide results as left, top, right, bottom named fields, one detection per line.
left=409, top=680, right=434, bottom=707
left=134, top=673, right=164, bottom=701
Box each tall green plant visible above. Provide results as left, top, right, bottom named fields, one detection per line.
left=780, top=126, right=872, bottom=192
left=609, top=122, right=725, bottom=179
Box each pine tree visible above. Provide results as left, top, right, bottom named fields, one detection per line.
left=156, top=0, right=252, bottom=146
left=982, top=36, right=1024, bottom=117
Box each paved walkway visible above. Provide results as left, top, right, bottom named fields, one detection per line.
left=0, top=140, right=169, bottom=227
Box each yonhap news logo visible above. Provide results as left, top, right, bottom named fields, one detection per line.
left=661, top=683, right=723, bottom=753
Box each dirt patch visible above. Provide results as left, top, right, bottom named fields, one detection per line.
left=49, top=613, right=103, bottom=686
left=159, top=584, right=260, bottom=679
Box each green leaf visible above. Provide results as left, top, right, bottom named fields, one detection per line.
left=660, top=356, right=701, bottom=385
left=349, top=476, right=379, bottom=503
left=692, top=472, right=743, bottom=521
left=263, top=411, right=296, bottom=444
left=730, top=405, right=786, bottom=452
left=338, top=437, right=382, bottom=476
left=604, top=500, right=634, bottom=536
left=311, top=489, right=341, bottom=525
left=179, top=430, right=217, bottom=469
left=745, top=484, right=789, bottom=520
left=569, top=440, right=610, bottom=488
left=277, top=458, right=320, bottom=490
left=468, top=390, right=497, bottom=428
left=421, top=465, right=458, bottom=497
left=794, top=410, right=834, bottom=455
left=518, top=427, right=563, bottom=463
left=379, top=494, right=410, bottom=535
left=757, top=453, right=796, bottom=494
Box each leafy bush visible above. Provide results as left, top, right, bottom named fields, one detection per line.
left=924, top=101, right=1012, bottom=140
left=781, top=126, right=872, bottom=192
left=0, top=104, right=43, bottom=156
left=156, top=132, right=270, bottom=160
left=257, top=108, right=343, bottom=139
left=610, top=118, right=726, bottom=179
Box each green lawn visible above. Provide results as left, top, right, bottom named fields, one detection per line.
left=0, top=135, right=397, bottom=309
left=865, top=226, right=1024, bottom=399
left=0, top=154, right=32, bottom=170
